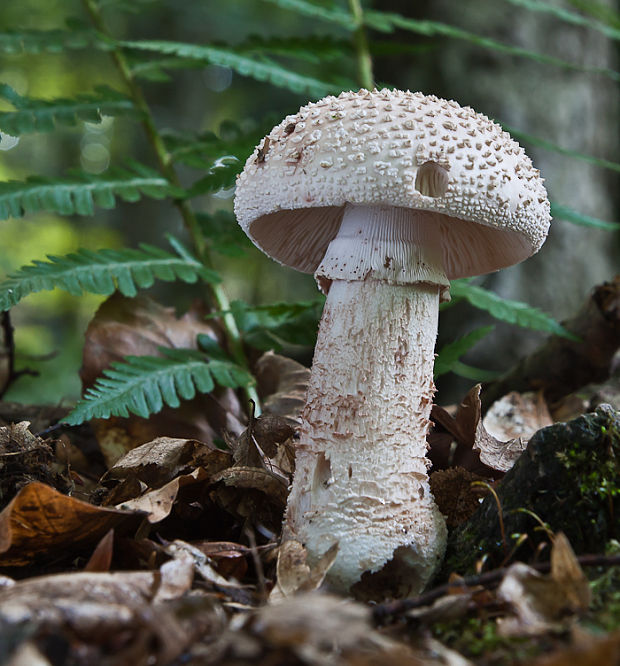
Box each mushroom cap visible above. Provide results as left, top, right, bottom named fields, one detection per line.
left=234, top=89, right=551, bottom=279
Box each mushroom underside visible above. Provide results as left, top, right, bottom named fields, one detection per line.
left=249, top=205, right=534, bottom=279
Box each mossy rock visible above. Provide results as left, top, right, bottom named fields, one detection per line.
left=443, top=404, right=620, bottom=576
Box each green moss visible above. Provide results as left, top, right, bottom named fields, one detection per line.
left=583, top=541, right=620, bottom=633
left=432, top=617, right=545, bottom=665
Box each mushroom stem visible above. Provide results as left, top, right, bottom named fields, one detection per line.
left=283, top=205, right=448, bottom=598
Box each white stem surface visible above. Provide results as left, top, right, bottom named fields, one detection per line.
left=283, top=205, right=448, bottom=598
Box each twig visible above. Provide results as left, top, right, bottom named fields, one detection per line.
left=245, top=526, right=268, bottom=603
left=81, top=0, right=261, bottom=414
left=372, top=553, right=620, bottom=624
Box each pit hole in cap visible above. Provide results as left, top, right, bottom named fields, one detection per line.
left=415, top=161, right=449, bottom=198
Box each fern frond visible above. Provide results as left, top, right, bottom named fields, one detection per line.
left=0, top=242, right=218, bottom=310
left=163, top=120, right=273, bottom=169
left=449, top=281, right=578, bottom=339
left=185, top=160, right=241, bottom=197
left=262, top=0, right=355, bottom=28
left=0, top=27, right=104, bottom=55
left=505, top=125, right=620, bottom=174
left=229, top=299, right=324, bottom=351
left=551, top=203, right=620, bottom=231
left=0, top=164, right=184, bottom=220
left=197, top=211, right=252, bottom=257
left=61, top=347, right=254, bottom=425
left=502, top=0, right=620, bottom=41
left=434, top=326, right=495, bottom=378
left=566, top=0, right=620, bottom=27
left=120, top=39, right=343, bottom=96
left=235, top=34, right=350, bottom=63
left=0, top=85, right=135, bottom=135
left=264, top=0, right=620, bottom=81
left=363, top=11, right=620, bottom=82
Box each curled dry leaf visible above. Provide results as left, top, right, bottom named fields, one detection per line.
left=482, top=391, right=553, bottom=444
left=252, top=592, right=422, bottom=665
left=102, top=436, right=231, bottom=491
left=273, top=540, right=339, bottom=599
left=81, top=294, right=245, bottom=466
left=164, top=539, right=245, bottom=589
left=115, top=467, right=210, bottom=523
left=0, top=481, right=138, bottom=567
left=255, top=351, right=310, bottom=426
left=430, top=384, right=539, bottom=475
left=0, top=558, right=199, bottom=665
left=497, top=533, right=590, bottom=636
left=231, top=413, right=296, bottom=471
left=210, top=464, right=290, bottom=539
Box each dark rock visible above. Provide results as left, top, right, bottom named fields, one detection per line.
left=443, top=405, right=620, bottom=576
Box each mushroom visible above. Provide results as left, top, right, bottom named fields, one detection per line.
left=234, top=89, right=550, bottom=598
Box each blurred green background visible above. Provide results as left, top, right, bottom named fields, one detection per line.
left=0, top=0, right=618, bottom=406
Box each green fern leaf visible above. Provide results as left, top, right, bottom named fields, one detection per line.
left=61, top=347, right=254, bottom=425
left=550, top=203, right=620, bottom=231
left=164, top=123, right=267, bottom=170
left=0, top=165, right=184, bottom=220
left=262, top=0, right=355, bottom=28
left=434, top=326, right=495, bottom=378
left=448, top=361, right=501, bottom=382
left=502, top=0, right=620, bottom=41
left=0, top=27, right=104, bottom=55
left=120, top=39, right=343, bottom=96
left=0, top=242, right=218, bottom=310
left=235, top=34, right=350, bottom=63
left=566, top=0, right=620, bottom=27
left=449, top=280, right=578, bottom=339
left=229, top=299, right=324, bottom=351
left=0, top=85, right=136, bottom=135
left=363, top=11, right=620, bottom=82
left=197, top=211, right=252, bottom=257
left=185, top=160, right=241, bottom=197
left=505, top=125, right=620, bottom=174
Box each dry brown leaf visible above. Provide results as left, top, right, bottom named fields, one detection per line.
left=0, top=482, right=138, bottom=567
left=430, top=385, right=538, bottom=475
left=482, top=391, right=553, bottom=442
left=231, top=414, right=296, bottom=469
left=84, top=528, right=115, bottom=572
left=252, top=592, right=431, bottom=665
left=473, top=420, right=527, bottom=473
left=164, top=539, right=245, bottom=589
left=81, top=294, right=246, bottom=466
left=255, top=351, right=310, bottom=426
left=550, top=532, right=591, bottom=612
left=429, top=385, right=495, bottom=475
left=192, top=540, right=252, bottom=580
left=497, top=534, right=590, bottom=636
left=529, top=630, right=620, bottom=666
left=274, top=540, right=338, bottom=598
left=115, top=467, right=209, bottom=523
left=212, top=465, right=289, bottom=509
left=7, top=643, right=52, bottom=666
left=103, top=436, right=231, bottom=489
left=0, top=559, right=197, bottom=664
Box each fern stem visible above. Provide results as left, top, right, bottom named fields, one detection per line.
left=348, top=0, right=375, bottom=90
left=81, top=0, right=260, bottom=414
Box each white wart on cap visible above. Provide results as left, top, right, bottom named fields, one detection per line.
left=235, top=88, right=550, bottom=279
